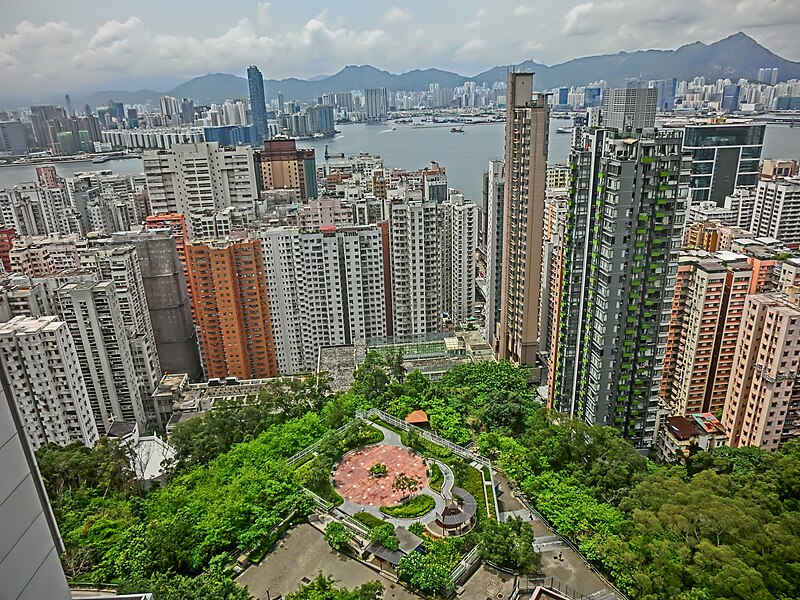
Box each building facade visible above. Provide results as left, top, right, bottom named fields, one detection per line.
left=552, top=125, right=691, bottom=448
left=57, top=281, right=147, bottom=434
left=496, top=73, right=548, bottom=366
left=723, top=291, right=800, bottom=450
left=143, top=142, right=259, bottom=235
left=660, top=253, right=753, bottom=415
left=259, top=225, right=389, bottom=374
left=186, top=239, right=278, bottom=379
left=0, top=316, right=98, bottom=450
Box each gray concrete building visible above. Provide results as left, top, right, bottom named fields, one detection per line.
left=57, top=281, right=146, bottom=434
left=602, top=87, right=657, bottom=131
left=105, top=230, right=202, bottom=381
left=0, top=371, right=71, bottom=600
left=483, top=160, right=504, bottom=346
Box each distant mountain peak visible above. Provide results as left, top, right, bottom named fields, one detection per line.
left=15, top=31, right=796, bottom=110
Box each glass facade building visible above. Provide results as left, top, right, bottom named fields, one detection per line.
left=682, top=123, right=766, bottom=205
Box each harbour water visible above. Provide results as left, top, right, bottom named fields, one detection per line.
left=0, top=122, right=798, bottom=203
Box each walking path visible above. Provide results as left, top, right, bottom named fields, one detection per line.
left=428, top=459, right=454, bottom=501
left=337, top=422, right=444, bottom=526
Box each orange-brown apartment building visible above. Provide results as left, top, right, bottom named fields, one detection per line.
left=185, top=238, right=278, bottom=379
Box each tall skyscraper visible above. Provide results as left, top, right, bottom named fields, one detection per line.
left=247, top=65, right=269, bottom=143
left=0, top=371, right=72, bottom=600
left=495, top=72, right=548, bottom=367
left=255, top=139, right=318, bottom=201
left=440, top=190, right=478, bottom=324
left=721, top=84, right=741, bottom=113
left=484, top=160, right=505, bottom=345
left=107, top=230, right=202, bottom=381
left=365, top=87, right=389, bottom=121
left=186, top=238, right=278, bottom=379
left=79, top=244, right=164, bottom=422
left=750, top=176, right=800, bottom=245
left=602, top=87, right=657, bottom=131
left=0, top=315, right=98, bottom=450
left=58, top=280, right=147, bottom=434
left=387, top=193, right=441, bottom=336
left=551, top=112, right=691, bottom=448
left=143, top=142, right=259, bottom=235
left=660, top=253, right=753, bottom=416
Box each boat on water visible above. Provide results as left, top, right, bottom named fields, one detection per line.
left=451, top=126, right=465, bottom=133
left=91, top=155, right=111, bottom=163
left=556, top=126, right=573, bottom=134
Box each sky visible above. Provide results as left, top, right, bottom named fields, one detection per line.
left=1, top=0, right=799, bottom=96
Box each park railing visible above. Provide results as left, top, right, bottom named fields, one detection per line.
left=448, top=545, right=481, bottom=588
left=509, top=575, right=587, bottom=600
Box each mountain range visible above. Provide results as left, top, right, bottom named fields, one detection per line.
left=11, top=32, right=800, bottom=108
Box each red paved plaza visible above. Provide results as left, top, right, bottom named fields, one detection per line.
left=333, top=445, right=429, bottom=507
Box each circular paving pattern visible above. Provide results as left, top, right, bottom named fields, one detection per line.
left=332, top=444, right=429, bottom=507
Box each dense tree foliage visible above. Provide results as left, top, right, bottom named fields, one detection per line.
left=38, top=359, right=800, bottom=599
left=480, top=408, right=800, bottom=599
left=395, top=537, right=460, bottom=594
left=477, top=517, right=540, bottom=574
left=42, top=414, right=325, bottom=591
left=285, top=574, right=383, bottom=600
left=324, top=522, right=352, bottom=551
left=169, top=375, right=331, bottom=471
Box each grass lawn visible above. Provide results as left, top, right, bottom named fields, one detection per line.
left=352, top=511, right=385, bottom=529
left=380, top=494, right=435, bottom=518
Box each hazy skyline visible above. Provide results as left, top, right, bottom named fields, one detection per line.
left=2, top=0, right=799, bottom=97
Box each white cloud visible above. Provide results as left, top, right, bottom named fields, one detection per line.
left=0, top=0, right=798, bottom=99
left=383, top=6, right=412, bottom=23
left=563, top=3, right=598, bottom=35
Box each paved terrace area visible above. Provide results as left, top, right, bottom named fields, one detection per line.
left=333, top=445, right=428, bottom=507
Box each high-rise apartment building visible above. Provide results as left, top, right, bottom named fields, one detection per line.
left=440, top=190, right=478, bottom=324
left=259, top=225, right=389, bottom=373
left=723, top=291, right=800, bottom=450
left=386, top=193, right=441, bottom=336
left=79, top=245, right=163, bottom=422
left=9, top=234, right=80, bottom=277
left=247, top=65, right=269, bottom=143
left=660, top=253, right=753, bottom=415
left=750, top=176, right=800, bottom=246
left=186, top=238, right=278, bottom=379
left=682, top=122, right=765, bottom=205
left=542, top=193, right=568, bottom=393
left=105, top=230, right=202, bottom=381
left=365, top=87, right=389, bottom=121
left=552, top=123, right=691, bottom=448
left=254, top=138, right=318, bottom=200
left=143, top=142, right=259, bottom=235
left=602, top=88, right=657, bottom=131
left=57, top=281, right=146, bottom=434
left=0, top=375, right=72, bottom=600
left=484, top=160, right=505, bottom=346
left=0, top=315, right=98, bottom=450
left=496, top=73, right=548, bottom=366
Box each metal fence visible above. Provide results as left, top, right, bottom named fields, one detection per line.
left=449, top=546, right=481, bottom=587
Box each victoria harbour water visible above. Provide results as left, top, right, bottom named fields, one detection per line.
left=0, top=121, right=798, bottom=203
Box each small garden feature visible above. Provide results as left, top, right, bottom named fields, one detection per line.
left=380, top=494, right=435, bottom=518
left=368, top=463, right=387, bottom=477
left=392, top=472, right=422, bottom=496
